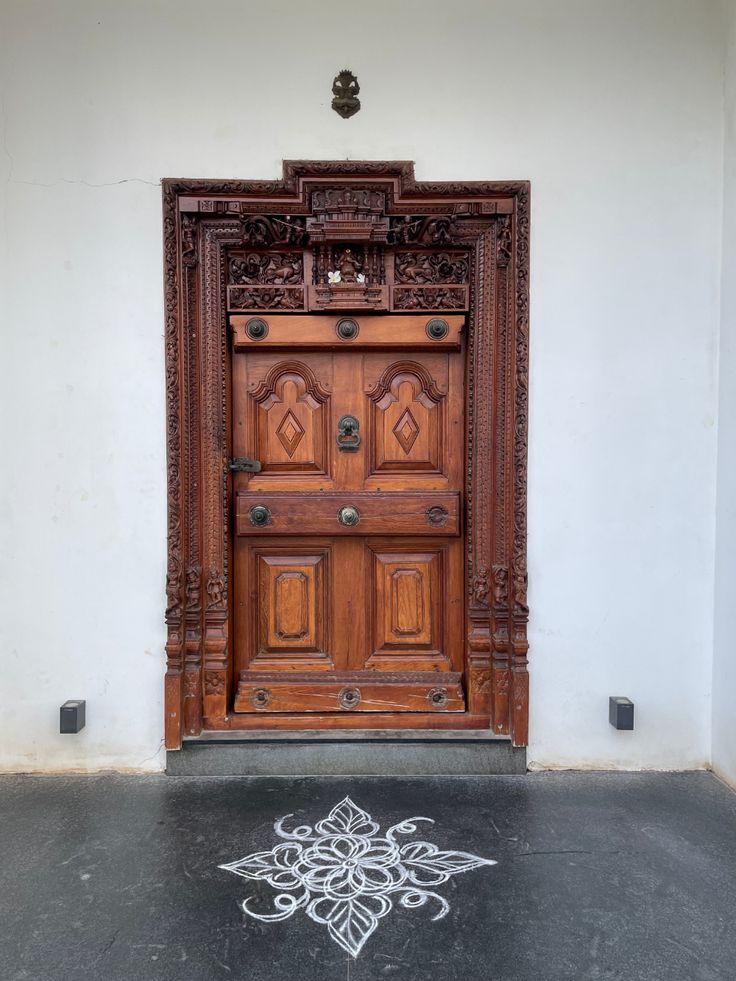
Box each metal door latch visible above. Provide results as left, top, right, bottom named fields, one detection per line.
left=336, top=415, right=361, bottom=452
left=228, top=458, right=262, bottom=473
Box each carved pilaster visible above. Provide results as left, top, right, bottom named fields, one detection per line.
left=466, top=229, right=494, bottom=717
left=510, top=186, right=531, bottom=746
left=200, top=222, right=241, bottom=721
left=489, top=215, right=513, bottom=734
left=163, top=184, right=185, bottom=749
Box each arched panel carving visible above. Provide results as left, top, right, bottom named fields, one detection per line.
left=250, top=361, right=331, bottom=475
left=366, top=361, right=445, bottom=476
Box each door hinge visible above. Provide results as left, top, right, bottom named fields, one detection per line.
left=228, top=457, right=262, bottom=473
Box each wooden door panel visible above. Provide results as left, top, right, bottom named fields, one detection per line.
left=232, top=328, right=466, bottom=713
left=231, top=314, right=464, bottom=350
left=239, top=354, right=334, bottom=483
left=237, top=544, right=334, bottom=673
left=256, top=551, right=329, bottom=657
left=236, top=491, right=460, bottom=536
left=234, top=671, right=465, bottom=713
left=367, top=360, right=445, bottom=476
left=372, top=548, right=441, bottom=652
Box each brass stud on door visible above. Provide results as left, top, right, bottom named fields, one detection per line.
left=338, top=687, right=361, bottom=709
left=428, top=687, right=449, bottom=708
left=338, top=505, right=360, bottom=527
left=336, top=318, right=359, bottom=340
left=246, top=318, right=269, bottom=340
left=426, top=318, right=449, bottom=340
left=251, top=688, right=271, bottom=710
left=249, top=505, right=272, bottom=527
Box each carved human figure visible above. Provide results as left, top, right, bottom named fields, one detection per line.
left=335, top=247, right=363, bottom=283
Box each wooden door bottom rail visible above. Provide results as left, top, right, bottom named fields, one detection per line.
left=234, top=671, right=464, bottom=714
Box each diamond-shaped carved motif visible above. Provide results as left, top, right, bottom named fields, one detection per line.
left=276, top=409, right=305, bottom=458
left=392, top=409, right=420, bottom=455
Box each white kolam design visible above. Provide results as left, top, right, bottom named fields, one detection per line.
left=218, top=795, right=496, bottom=957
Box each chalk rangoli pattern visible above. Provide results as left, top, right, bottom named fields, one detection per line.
left=218, top=796, right=496, bottom=957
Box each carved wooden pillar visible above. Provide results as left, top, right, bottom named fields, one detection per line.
left=163, top=187, right=186, bottom=749
left=467, top=229, right=494, bottom=718
left=510, top=189, right=531, bottom=746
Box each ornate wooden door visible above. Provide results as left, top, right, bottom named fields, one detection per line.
left=162, top=161, right=530, bottom=748
left=231, top=318, right=466, bottom=714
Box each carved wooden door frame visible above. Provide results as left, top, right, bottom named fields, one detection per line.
left=162, top=161, right=530, bottom=750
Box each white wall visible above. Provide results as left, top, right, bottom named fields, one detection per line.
left=0, top=0, right=726, bottom=772
left=713, top=0, right=736, bottom=788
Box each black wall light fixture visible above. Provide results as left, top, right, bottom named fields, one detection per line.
left=60, top=700, right=86, bottom=733
left=609, top=696, right=634, bottom=730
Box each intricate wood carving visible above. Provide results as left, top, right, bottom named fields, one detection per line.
left=229, top=253, right=303, bottom=285
left=393, top=287, right=467, bottom=311
left=228, top=286, right=305, bottom=311
left=394, top=252, right=469, bottom=284
left=162, top=161, right=530, bottom=748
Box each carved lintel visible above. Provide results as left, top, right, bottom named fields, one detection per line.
left=229, top=253, right=303, bottom=286
left=227, top=285, right=305, bottom=311
left=394, top=251, right=469, bottom=284
left=240, top=214, right=308, bottom=247
left=392, top=286, right=468, bottom=311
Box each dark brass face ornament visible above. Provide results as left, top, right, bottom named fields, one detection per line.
left=249, top=504, right=272, bottom=527
left=338, top=505, right=360, bottom=527
left=426, top=318, right=449, bottom=340
left=331, top=69, right=360, bottom=119
left=336, top=414, right=361, bottom=452
left=246, top=317, right=269, bottom=340
left=336, top=318, right=359, bottom=340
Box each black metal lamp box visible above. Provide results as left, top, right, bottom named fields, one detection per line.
left=609, top=696, right=634, bottom=730
left=60, top=700, right=86, bottom=734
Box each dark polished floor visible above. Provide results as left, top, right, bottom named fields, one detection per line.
left=2, top=772, right=735, bottom=981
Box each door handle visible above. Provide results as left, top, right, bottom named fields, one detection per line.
left=336, top=415, right=361, bottom=452
left=229, top=458, right=262, bottom=473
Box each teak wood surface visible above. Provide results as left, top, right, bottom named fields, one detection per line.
left=162, top=161, right=530, bottom=749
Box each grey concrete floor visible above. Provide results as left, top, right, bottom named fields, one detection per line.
left=1, top=772, right=735, bottom=981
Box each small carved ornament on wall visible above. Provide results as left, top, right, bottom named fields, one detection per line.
left=332, top=69, right=360, bottom=118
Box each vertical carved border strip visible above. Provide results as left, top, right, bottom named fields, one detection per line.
left=467, top=229, right=495, bottom=716
left=163, top=184, right=186, bottom=749
left=182, top=213, right=203, bottom=736
left=490, top=213, right=512, bottom=734
left=201, top=221, right=241, bottom=720
left=510, top=186, right=530, bottom=746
